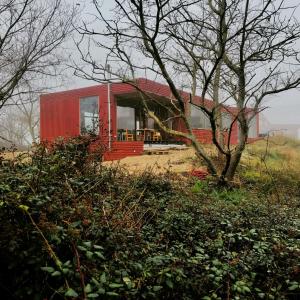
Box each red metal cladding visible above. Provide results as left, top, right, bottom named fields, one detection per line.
left=103, top=141, right=144, bottom=161
left=192, top=129, right=214, bottom=144
left=40, top=85, right=107, bottom=142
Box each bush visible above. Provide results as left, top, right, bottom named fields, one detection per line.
left=0, top=138, right=299, bottom=299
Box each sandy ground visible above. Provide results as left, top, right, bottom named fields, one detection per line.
left=103, top=148, right=206, bottom=173
left=1, top=148, right=209, bottom=174
left=0, top=151, right=26, bottom=160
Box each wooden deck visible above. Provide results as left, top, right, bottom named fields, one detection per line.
left=144, top=149, right=170, bottom=155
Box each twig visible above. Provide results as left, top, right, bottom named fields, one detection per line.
left=19, top=206, right=70, bottom=290
left=72, top=242, right=87, bottom=300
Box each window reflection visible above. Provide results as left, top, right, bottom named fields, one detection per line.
left=117, top=106, right=135, bottom=130
left=190, top=105, right=210, bottom=129
left=80, top=96, right=99, bottom=134
left=221, top=112, right=232, bottom=129
left=248, top=116, right=257, bottom=138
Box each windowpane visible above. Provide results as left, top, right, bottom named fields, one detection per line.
left=147, top=117, right=154, bottom=129
left=190, top=105, right=210, bottom=129
left=117, top=106, right=135, bottom=130
left=221, top=112, right=232, bottom=129
left=80, top=96, right=99, bottom=134
left=248, top=116, right=257, bottom=138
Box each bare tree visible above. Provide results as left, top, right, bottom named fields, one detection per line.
left=75, top=0, right=300, bottom=184
left=18, top=100, right=39, bottom=145
left=0, top=107, right=28, bottom=147
left=0, top=0, right=76, bottom=110
left=0, top=92, right=40, bottom=147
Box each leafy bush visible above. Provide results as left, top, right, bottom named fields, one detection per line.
left=0, top=138, right=299, bottom=299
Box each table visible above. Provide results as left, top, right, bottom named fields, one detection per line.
left=136, top=128, right=155, bottom=141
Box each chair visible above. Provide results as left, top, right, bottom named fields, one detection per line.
left=124, top=129, right=134, bottom=141
left=117, top=129, right=125, bottom=141
left=144, top=129, right=152, bottom=141
left=152, top=131, right=162, bottom=141
left=136, top=131, right=144, bottom=141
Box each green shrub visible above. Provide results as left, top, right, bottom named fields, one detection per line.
left=0, top=138, right=299, bottom=299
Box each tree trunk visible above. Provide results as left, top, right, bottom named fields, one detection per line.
left=212, top=62, right=224, bottom=158
left=225, top=119, right=247, bottom=182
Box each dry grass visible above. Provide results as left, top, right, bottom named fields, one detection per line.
left=243, top=136, right=300, bottom=171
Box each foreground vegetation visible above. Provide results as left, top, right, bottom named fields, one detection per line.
left=0, top=137, right=299, bottom=299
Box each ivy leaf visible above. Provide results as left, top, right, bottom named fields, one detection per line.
left=41, top=266, right=55, bottom=273
left=288, top=284, right=299, bottom=291
left=123, top=277, right=131, bottom=285
left=166, top=279, right=173, bottom=289
left=153, top=285, right=163, bottom=292
left=109, top=283, right=123, bottom=289
left=77, top=245, right=86, bottom=252
left=106, top=292, right=119, bottom=296
left=84, top=284, right=92, bottom=293
left=87, top=293, right=99, bottom=298
left=65, top=288, right=79, bottom=297
left=91, top=277, right=101, bottom=287
left=51, top=271, right=61, bottom=277
left=93, top=245, right=103, bottom=250
left=83, top=241, right=92, bottom=248
left=100, top=273, right=106, bottom=283
left=70, top=221, right=81, bottom=228
left=18, top=205, right=29, bottom=212
left=94, top=251, right=105, bottom=259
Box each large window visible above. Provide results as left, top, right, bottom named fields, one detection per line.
left=237, top=115, right=258, bottom=141
left=80, top=96, right=99, bottom=134
left=117, top=106, right=135, bottom=130
left=190, top=104, right=210, bottom=129
left=221, top=112, right=232, bottom=130
left=248, top=115, right=257, bottom=138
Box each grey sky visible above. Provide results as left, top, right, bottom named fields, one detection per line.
left=65, top=0, right=300, bottom=126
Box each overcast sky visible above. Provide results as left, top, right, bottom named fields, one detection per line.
left=65, top=0, right=300, bottom=125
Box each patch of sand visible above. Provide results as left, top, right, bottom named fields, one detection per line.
left=103, top=148, right=204, bottom=173
left=1, top=147, right=211, bottom=174
left=0, top=151, right=27, bottom=160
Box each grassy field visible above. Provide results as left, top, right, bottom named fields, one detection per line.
left=244, top=136, right=300, bottom=170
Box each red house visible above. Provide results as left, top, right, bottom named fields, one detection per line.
left=40, top=78, right=259, bottom=160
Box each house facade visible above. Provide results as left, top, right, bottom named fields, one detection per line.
left=40, top=78, right=259, bottom=160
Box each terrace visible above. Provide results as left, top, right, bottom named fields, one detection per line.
left=115, top=93, right=185, bottom=145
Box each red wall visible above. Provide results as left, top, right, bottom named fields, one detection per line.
left=40, top=84, right=144, bottom=161
left=191, top=125, right=239, bottom=145
left=40, top=85, right=109, bottom=141
left=103, top=141, right=144, bottom=161
left=192, top=129, right=213, bottom=144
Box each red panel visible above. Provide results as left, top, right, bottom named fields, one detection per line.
left=103, top=141, right=144, bottom=161
left=40, top=85, right=108, bottom=142
left=192, top=129, right=213, bottom=144
left=40, top=95, right=79, bottom=141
